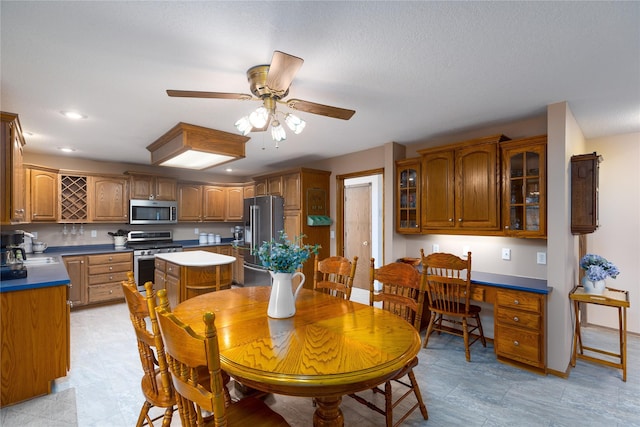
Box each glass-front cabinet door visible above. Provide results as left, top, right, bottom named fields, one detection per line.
left=501, top=136, right=547, bottom=238
left=396, top=158, right=421, bottom=233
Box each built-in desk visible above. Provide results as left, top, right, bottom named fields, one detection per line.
left=469, top=272, right=551, bottom=374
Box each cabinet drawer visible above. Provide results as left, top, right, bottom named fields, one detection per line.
left=166, top=262, right=180, bottom=278
left=496, top=307, right=541, bottom=330
left=88, top=261, right=131, bottom=275
left=88, top=282, right=125, bottom=303
left=88, top=252, right=132, bottom=265
left=88, top=271, right=130, bottom=285
left=496, top=290, right=541, bottom=312
left=154, top=258, right=166, bottom=270
left=495, top=326, right=542, bottom=365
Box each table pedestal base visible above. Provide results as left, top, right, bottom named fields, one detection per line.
left=313, top=396, right=344, bottom=427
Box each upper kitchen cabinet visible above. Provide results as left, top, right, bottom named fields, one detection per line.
left=243, top=183, right=255, bottom=199
left=87, top=175, right=129, bottom=222
left=127, top=172, right=177, bottom=201
left=1, top=112, right=27, bottom=224
left=571, top=152, right=601, bottom=235
left=419, top=135, right=507, bottom=234
left=396, top=158, right=421, bottom=233
left=501, top=136, right=547, bottom=238
left=177, top=183, right=244, bottom=222
left=59, top=174, right=89, bottom=223
left=28, top=166, right=59, bottom=222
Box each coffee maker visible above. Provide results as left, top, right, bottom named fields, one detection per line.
left=233, top=225, right=244, bottom=242
left=1, top=230, right=28, bottom=281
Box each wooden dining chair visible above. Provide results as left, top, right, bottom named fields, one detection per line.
left=420, top=250, right=487, bottom=362
left=155, top=288, right=291, bottom=427
left=312, top=254, right=358, bottom=300
left=121, top=272, right=176, bottom=427
left=348, top=259, right=429, bottom=427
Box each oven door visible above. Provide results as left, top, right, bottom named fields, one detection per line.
left=135, top=255, right=156, bottom=292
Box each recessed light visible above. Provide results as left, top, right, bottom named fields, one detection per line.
left=60, top=110, right=87, bottom=120
left=58, top=147, right=76, bottom=153
left=225, top=168, right=233, bottom=172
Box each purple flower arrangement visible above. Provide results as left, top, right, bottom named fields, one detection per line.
left=580, top=253, right=620, bottom=281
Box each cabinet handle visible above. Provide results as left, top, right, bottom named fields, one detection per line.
left=109, top=290, right=113, bottom=294
left=448, top=218, right=453, bottom=222
left=81, top=261, right=84, bottom=264
left=513, top=316, right=519, bottom=322
left=513, top=341, right=519, bottom=346
left=458, top=218, right=462, bottom=222
left=109, top=276, right=113, bottom=280
left=109, top=256, right=113, bottom=261
left=513, top=299, right=519, bottom=305
left=505, top=225, right=510, bottom=229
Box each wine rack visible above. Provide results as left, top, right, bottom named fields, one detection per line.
left=60, top=175, right=88, bottom=222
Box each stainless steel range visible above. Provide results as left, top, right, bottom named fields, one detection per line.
left=127, top=230, right=182, bottom=292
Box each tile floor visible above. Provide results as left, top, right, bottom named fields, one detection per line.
left=2, top=287, right=639, bottom=426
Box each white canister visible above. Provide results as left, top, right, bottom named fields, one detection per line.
left=199, top=233, right=208, bottom=245
left=215, top=234, right=221, bottom=243
left=207, top=233, right=215, bottom=244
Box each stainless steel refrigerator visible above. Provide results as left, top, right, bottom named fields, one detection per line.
left=242, top=195, right=285, bottom=286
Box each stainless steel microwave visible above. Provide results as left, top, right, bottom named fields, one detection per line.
left=129, top=199, right=177, bottom=224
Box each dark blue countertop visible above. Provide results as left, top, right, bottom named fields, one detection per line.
left=0, top=255, right=70, bottom=293
left=472, top=271, right=551, bottom=295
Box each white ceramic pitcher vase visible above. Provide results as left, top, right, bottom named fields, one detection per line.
left=267, top=271, right=305, bottom=319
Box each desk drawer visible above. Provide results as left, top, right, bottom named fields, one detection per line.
left=495, top=326, right=542, bottom=366
left=496, top=289, right=541, bottom=312
left=496, top=307, right=541, bottom=330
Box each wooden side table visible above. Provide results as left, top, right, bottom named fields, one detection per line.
left=569, top=285, right=629, bottom=381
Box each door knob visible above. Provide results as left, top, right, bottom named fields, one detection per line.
left=362, top=241, right=369, bottom=246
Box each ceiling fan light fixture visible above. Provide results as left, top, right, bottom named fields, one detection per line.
left=249, top=106, right=269, bottom=128
left=235, top=116, right=252, bottom=135
left=284, top=113, right=306, bottom=134
left=147, top=122, right=248, bottom=170
left=271, top=120, right=286, bottom=142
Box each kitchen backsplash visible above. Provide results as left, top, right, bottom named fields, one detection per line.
left=3, top=222, right=243, bottom=248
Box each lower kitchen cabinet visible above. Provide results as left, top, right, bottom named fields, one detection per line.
left=494, top=289, right=546, bottom=372
left=63, top=251, right=132, bottom=308
left=1, top=284, right=69, bottom=407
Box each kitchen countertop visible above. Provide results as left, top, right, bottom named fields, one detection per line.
left=0, top=254, right=70, bottom=293
left=155, top=250, right=236, bottom=267
left=472, top=271, right=551, bottom=295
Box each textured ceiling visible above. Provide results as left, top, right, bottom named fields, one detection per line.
left=1, top=1, right=639, bottom=177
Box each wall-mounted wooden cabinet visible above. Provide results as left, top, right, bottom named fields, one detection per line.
left=501, top=136, right=547, bottom=238
left=419, top=135, right=506, bottom=234
left=28, top=167, right=59, bottom=222
left=571, top=152, right=600, bottom=235
left=177, top=184, right=244, bottom=222
left=127, top=172, right=177, bottom=201
left=88, top=176, right=129, bottom=222
left=396, top=158, right=421, bottom=233
left=1, top=112, right=27, bottom=224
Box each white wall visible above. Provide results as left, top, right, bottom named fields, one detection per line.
left=584, top=132, right=640, bottom=333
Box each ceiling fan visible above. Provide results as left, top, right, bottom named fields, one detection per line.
left=167, top=51, right=355, bottom=142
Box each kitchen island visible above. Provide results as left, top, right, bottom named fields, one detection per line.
left=154, top=250, right=236, bottom=306
left=0, top=257, right=70, bottom=407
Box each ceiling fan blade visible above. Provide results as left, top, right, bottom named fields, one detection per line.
left=167, top=90, right=253, bottom=100
left=285, top=99, right=356, bottom=120
left=266, top=51, right=304, bottom=95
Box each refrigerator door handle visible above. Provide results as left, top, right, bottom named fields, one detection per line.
left=244, top=262, right=269, bottom=273
left=250, top=204, right=260, bottom=248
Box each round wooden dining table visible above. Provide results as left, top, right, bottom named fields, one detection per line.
left=171, top=286, right=422, bottom=427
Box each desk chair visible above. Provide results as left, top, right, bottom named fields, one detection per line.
left=313, top=254, right=358, bottom=300
left=420, top=250, right=486, bottom=362
left=348, top=259, right=429, bottom=427
left=155, top=289, right=290, bottom=427
left=121, top=273, right=176, bottom=427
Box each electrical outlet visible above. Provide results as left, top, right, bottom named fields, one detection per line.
left=194, top=228, right=199, bottom=235
left=432, top=243, right=440, bottom=253
left=501, top=248, right=511, bottom=261
left=537, top=252, right=547, bottom=265
left=91, top=230, right=97, bottom=238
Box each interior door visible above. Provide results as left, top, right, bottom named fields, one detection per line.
left=344, top=183, right=372, bottom=290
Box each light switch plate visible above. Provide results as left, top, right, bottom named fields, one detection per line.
left=501, top=248, right=511, bottom=260
left=537, top=252, right=547, bottom=265
left=432, top=243, right=440, bottom=253
left=91, top=230, right=97, bottom=238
